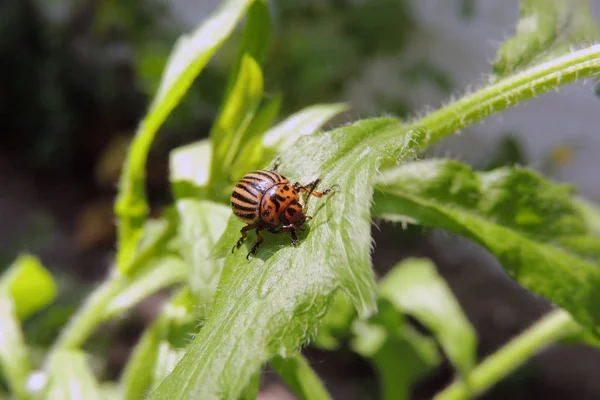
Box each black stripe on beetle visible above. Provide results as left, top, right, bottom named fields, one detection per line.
left=232, top=191, right=258, bottom=205
left=254, top=171, right=277, bottom=182
left=235, top=183, right=259, bottom=197
left=235, top=212, right=256, bottom=220
left=232, top=203, right=257, bottom=212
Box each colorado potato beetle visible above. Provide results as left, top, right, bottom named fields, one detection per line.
left=230, top=161, right=338, bottom=259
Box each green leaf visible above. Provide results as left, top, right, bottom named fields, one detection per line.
left=99, top=383, right=122, bottom=400
left=312, top=292, right=356, bottom=350
left=574, top=196, right=600, bottom=236
left=379, top=258, right=476, bottom=379
left=176, top=200, right=231, bottom=311
left=224, top=0, right=272, bottom=99
left=493, top=0, right=600, bottom=77
left=245, top=94, right=283, bottom=141
left=0, top=254, right=57, bottom=320
left=169, top=139, right=212, bottom=199
left=114, top=0, right=255, bottom=270
left=239, top=371, right=261, bottom=400
left=209, top=54, right=264, bottom=189
left=150, top=118, right=416, bottom=400
left=373, top=159, right=600, bottom=329
left=50, top=215, right=178, bottom=354
left=271, top=352, right=333, bottom=400
left=121, top=288, right=195, bottom=400
left=120, top=214, right=177, bottom=276
left=103, top=256, right=187, bottom=319
left=121, top=316, right=167, bottom=400
left=262, top=103, right=349, bottom=152
left=0, top=297, right=31, bottom=400
left=229, top=94, right=283, bottom=181
left=45, top=350, right=103, bottom=400
left=351, top=300, right=440, bottom=400
left=152, top=343, right=187, bottom=393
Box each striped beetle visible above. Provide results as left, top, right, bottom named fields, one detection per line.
left=230, top=161, right=337, bottom=259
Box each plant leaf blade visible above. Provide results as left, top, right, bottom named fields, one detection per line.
left=379, top=258, right=476, bottom=380
left=374, top=159, right=600, bottom=329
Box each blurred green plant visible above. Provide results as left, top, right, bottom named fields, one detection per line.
left=3, top=0, right=600, bottom=399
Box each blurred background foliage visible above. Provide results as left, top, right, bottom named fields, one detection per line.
left=4, top=0, right=598, bottom=398
left=1, top=0, right=445, bottom=269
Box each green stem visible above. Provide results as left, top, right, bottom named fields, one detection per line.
left=434, top=309, right=581, bottom=400
left=409, top=44, right=600, bottom=147
left=47, top=276, right=127, bottom=363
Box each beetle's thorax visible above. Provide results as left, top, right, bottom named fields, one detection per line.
left=259, top=183, right=302, bottom=227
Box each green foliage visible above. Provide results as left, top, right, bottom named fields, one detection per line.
left=0, top=297, right=32, bottom=400
left=0, top=254, right=57, bottom=320
left=373, top=160, right=600, bottom=328
left=270, top=353, right=332, bottom=400
left=45, top=350, right=104, bottom=400
left=4, top=1, right=600, bottom=400
left=114, top=0, right=256, bottom=272
left=493, top=0, right=600, bottom=77
left=378, top=259, right=476, bottom=380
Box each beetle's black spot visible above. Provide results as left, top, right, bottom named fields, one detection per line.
left=292, top=189, right=297, bottom=194
left=270, top=194, right=283, bottom=212
left=269, top=218, right=275, bottom=223
left=283, top=185, right=290, bottom=191
left=262, top=209, right=270, bottom=217
left=288, top=207, right=297, bottom=215
left=286, top=196, right=290, bottom=199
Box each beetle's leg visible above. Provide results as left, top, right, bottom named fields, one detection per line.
left=293, top=180, right=338, bottom=213
left=232, top=223, right=258, bottom=253
left=247, top=229, right=264, bottom=260
left=290, top=227, right=299, bottom=246
left=271, top=157, right=281, bottom=171
left=269, top=224, right=300, bottom=246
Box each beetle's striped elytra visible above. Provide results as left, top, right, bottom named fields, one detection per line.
left=230, top=162, right=338, bottom=259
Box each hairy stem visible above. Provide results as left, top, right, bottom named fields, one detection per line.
left=409, top=44, right=600, bottom=148
left=434, top=309, right=581, bottom=400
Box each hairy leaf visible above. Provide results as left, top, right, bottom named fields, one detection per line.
left=0, top=254, right=57, bottom=320
left=373, top=159, right=600, bottom=328
left=493, top=0, right=600, bottom=77
left=0, top=297, right=31, bottom=400
left=150, top=118, right=420, bottom=400
left=379, top=258, right=476, bottom=379
left=45, top=350, right=103, bottom=400
left=114, top=0, right=255, bottom=270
